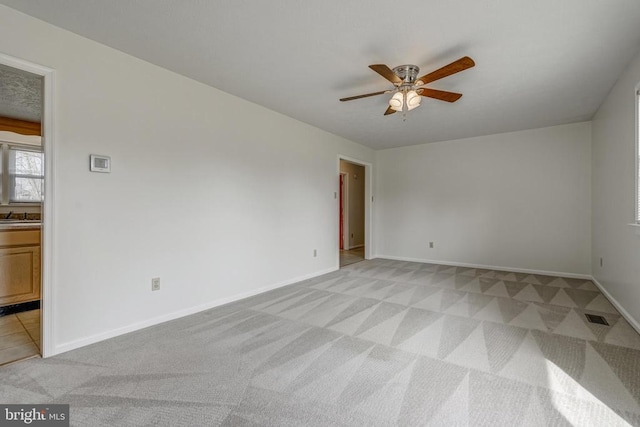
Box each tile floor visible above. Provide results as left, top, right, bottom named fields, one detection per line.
left=339, top=246, right=365, bottom=267
left=0, top=308, right=40, bottom=365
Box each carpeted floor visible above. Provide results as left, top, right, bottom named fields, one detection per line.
left=2, top=258, right=640, bottom=426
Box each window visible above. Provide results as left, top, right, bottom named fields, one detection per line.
left=0, top=143, right=44, bottom=204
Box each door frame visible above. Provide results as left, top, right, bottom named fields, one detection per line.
left=0, top=52, right=56, bottom=358
left=337, top=155, right=373, bottom=264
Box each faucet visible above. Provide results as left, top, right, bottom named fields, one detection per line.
left=4, top=211, right=12, bottom=219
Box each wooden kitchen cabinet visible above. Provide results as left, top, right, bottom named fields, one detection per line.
left=0, top=228, right=41, bottom=306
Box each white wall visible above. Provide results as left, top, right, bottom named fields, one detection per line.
left=0, top=5, right=374, bottom=353
left=375, top=122, right=592, bottom=276
left=591, top=48, right=640, bottom=329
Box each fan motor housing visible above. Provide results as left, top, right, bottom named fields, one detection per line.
left=392, top=64, right=420, bottom=85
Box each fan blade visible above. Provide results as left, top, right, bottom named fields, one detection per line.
left=415, top=56, right=475, bottom=86
left=418, top=88, right=463, bottom=103
left=384, top=106, right=396, bottom=115
left=340, top=90, right=387, bottom=102
left=369, top=64, right=402, bottom=85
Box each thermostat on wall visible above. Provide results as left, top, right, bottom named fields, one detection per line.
left=90, top=154, right=111, bottom=172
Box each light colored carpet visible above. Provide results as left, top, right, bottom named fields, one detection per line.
left=1, top=258, right=640, bottom=426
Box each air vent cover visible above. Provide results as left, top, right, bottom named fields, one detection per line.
left=585, top=314, right=609, bottom=326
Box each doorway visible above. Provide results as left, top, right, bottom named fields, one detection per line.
left=339, top=159, right=365, bottom=267
left=0, top=53, right=55, bottom=362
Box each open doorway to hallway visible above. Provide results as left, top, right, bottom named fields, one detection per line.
left=339, top=159, right=365, bottom=267
left=0, top=62, right=44, bottom=365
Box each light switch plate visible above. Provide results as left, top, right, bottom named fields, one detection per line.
left=90, top=154, right=111, bottom=172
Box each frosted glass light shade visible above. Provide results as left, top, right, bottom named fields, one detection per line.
left=389, top=92, right=404, bottom=111
left=406, top=90, right=421, bottom=111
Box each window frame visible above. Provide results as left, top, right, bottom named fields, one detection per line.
left=0, top=141, right=44, bottom=206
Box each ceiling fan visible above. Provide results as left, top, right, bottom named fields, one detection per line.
left=339, top=56, right=475, bottom=115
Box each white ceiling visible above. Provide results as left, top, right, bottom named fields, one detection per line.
left=2, top=0, right=640, bottom=149
left=0, top=64, right=42, bottom=122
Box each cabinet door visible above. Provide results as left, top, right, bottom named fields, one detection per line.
left=0, top=246, right=41, bottom=306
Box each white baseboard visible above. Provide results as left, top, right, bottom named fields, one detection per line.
left=373, top=254, right=592, bottom=280
left=590, top=276, right=640, bottom=336
left=53, top=266, right=338, bottom=356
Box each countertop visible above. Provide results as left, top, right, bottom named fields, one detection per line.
left=0, top=222, right=41, bottom=231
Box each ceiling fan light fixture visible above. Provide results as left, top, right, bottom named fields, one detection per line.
left=406, top=90, right=421, bottom=111
left=339, top=56, right=475, bottom=116
left=389, top=92, right=404, bottom=111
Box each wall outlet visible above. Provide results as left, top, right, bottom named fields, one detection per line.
left=151, top=277, right=161, bottom=291
left=429, top=242, right=434, bottom=248
left=313, top=249, right=317, bottom=257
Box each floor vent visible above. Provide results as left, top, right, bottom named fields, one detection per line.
left=585, top=314, right=609, bottom=326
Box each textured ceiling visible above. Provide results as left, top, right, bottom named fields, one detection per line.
left=0, top=64, right=42, bottom=122
left=1, top=0, right=640, bottom=149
